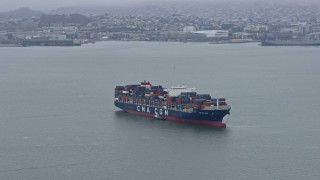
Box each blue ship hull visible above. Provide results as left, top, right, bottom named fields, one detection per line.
left=114, top=101, right=230, bottom=127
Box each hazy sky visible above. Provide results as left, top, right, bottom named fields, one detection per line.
left=3, top=0, right=166, bottom=11
left=0, top=0, right=315, bottom=12
left=0, top=0, right=259, bottom=11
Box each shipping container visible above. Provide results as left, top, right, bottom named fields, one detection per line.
left=192, top=102, right=202, bottom=106
left=218, top=101, right=227, bottom=105
left=192, top=99, right=205, bottom=103
left=181, top=96, right=190, bottom=103
left=181, top=92, right=197, bottom=97
left=197, top=94, right=211, bottom=100
left=203, top=102, right=213, bottom=106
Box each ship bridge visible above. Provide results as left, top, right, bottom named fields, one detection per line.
left=166, top=84, right=196, bottom=97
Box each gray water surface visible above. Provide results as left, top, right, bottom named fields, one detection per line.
left=1, top=42, right=320, bottom=180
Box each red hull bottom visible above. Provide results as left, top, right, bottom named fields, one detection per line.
left=124, top=110, right=226, bottom=128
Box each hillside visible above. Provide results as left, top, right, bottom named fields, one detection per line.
left=0, top=7, right=43, bottom=20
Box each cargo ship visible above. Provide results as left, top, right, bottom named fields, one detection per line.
left=261, top=33, right=320, bottom=46
left=114, top=81, right=231, bottom=127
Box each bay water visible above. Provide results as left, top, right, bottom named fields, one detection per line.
left=1, top=42, right=320, bottom=179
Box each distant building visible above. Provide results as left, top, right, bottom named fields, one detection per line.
left=49, top=35, right=67, bottom=40
left=231, top=26, right=243, bottom=33
left=192, top=30, right=229, bottom=39
left=0, top=33, right=8, bottom=40
left=257, top=25, right=269, bottom=32
left=244, top=25, right=269, bottom=32
left=199, top=25, right=213, bottom=30
left=221, top=23, right=234, bottom=30
left=298, top=25, right=310, bottom=35
left=183, top=26, right=196, bottom=33
left=280, top=27, right=296, bottom=33
left=312, top=27, right=320, bottom=33
left=232, top=32, right=252, bottom=39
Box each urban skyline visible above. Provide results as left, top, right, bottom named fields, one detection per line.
left=1, top=1, right=320, bottom=46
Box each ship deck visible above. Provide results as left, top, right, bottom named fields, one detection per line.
left=115, top=97, right=230, bottom=112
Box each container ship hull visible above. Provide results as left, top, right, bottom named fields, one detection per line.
left=114, top=81, right=231, bottom=127
left=261, top=34, right=320, bottom=46
left=261, top=40, right=320, bottom=46
left=115, top=101, right=230, bottom=127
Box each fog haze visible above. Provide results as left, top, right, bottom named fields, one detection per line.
left=1, top=0, right=317, bottom=12
left=1, top=0, right=175, bottom=11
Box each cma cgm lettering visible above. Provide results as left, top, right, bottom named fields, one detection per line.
left=114, top=81, right=231, bottom=127
left=136, top=105, right=169, bottom=116
left=137, top=105, right=151, bottom=113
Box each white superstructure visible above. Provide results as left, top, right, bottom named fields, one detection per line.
left=165, top=84, right=196, bottom=97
